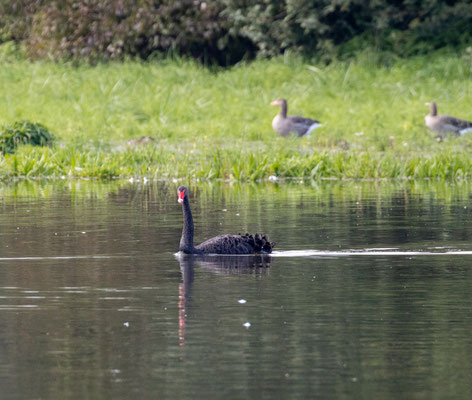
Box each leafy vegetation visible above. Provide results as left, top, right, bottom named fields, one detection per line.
left=0, top=51, right=472, bottom=181
left=2, top=144, right=472, bottom=181
left=1, top=1, right=471, bottom=63
left=0, top=120, right=54, bottom=154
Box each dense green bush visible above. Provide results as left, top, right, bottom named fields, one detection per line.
left=0, top=121, right=54, bottom=154
left=0, top=1, right=43, bottom=43
left=1, top=0, right=472, bottom=63
left=29, top=0, right=229, bottom=62
left=223, top=0, right=472, bottom=59
left=1, top=0, right=237, bottom=63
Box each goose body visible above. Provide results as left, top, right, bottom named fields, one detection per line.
left=178, top=186, right=275, bottom=255
left=425, top=102, right=472, bottom=137
left=270, top=98, right=321, bottom=137
left=127, top=136, right=155, bottom=146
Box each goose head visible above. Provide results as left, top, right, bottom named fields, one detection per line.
left=270, top=98, right=287, bottom=107
left=270, top=98, right=288, bottom=116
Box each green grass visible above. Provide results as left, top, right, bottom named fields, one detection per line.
left=1, top=49, right=472, bottom=181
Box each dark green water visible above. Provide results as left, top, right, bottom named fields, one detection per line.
left=1, top=180, right=472, bottom=399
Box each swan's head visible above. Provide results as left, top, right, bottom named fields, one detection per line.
left=270, top=98, right=287, bottom=108
left=178, top=186, right=188, bottom=203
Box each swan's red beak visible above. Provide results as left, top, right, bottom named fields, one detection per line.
left=178, top=190, right=185, bottom=203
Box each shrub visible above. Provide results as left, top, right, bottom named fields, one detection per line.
left=0, top=1, right=43, bottom=42
left=222, top=0, right=472, bottom=59
left=25, top=0, right=230, bottom=63
left=0, top=121, right=55, bottom=154
left=1, top=0, right=472, bottom=63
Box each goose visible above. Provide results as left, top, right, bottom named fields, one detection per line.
left=270, top=98, right=321, bottom=137
left=425, top=102, right=472, bottom=137
left=177, top=186, right=275, bottom=254
left=127, top=136, right=155, bottom=146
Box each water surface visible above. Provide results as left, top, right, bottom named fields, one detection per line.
left=1, top=180, right=472, bottom=399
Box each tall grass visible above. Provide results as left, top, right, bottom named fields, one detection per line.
left=1, top=50, right=472, bottom=181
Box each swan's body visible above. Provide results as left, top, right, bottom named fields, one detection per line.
left=178, top=186, right=275, bottom=255
left=270, top=98, right=321, bottom=137
left=425, top=102, right=472, bottom=137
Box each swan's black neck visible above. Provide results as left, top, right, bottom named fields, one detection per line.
left=430, top=102, right=437, bottom=116
left=180, top=196, right=196, bottom=253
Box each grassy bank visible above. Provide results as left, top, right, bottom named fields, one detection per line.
left=1, top=50, right=472, bottom=181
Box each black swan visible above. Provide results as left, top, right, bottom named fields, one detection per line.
left=177, top=186, right=275, bottom=254
left=425, top=102, right=472, bottom=138
left=270, top=98, right=322, bottom=137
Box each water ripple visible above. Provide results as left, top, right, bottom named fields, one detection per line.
left=0, top=255, right=122, bottom=261
left=272, top=249, right=472, bottom=257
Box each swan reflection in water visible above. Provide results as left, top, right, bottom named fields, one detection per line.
left=176, top=253, right=272, bottom=346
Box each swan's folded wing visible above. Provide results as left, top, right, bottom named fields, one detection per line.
left=195, top=235, right=251, bottom=254
left=195, top=234, right=274, bottom=254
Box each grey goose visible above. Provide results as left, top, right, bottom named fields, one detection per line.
left=425, top=102, right=472, bottom=137
left=270, top=98, right=321, bottom=137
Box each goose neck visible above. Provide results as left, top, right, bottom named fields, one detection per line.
left=279, top=101, right=287, bottom=118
